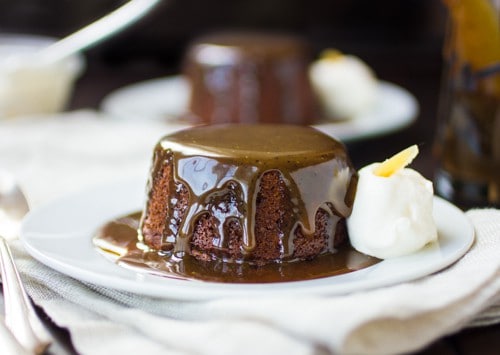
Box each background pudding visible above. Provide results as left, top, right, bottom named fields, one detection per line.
left=182, top=32, right=318, bottom=125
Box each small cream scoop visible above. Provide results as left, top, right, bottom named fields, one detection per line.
left=309, top=49, right=378, bottom=120
left=347, top=145, right=438, bottom=259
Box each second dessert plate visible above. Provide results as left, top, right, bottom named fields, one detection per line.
left=20, top=178, right=474, bottom=301
left=100, top=76, right=418, bottom=142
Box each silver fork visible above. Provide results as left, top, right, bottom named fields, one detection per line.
left=0, top=236, right=52, bottom=354
left=0, top=171, right=52, bottom=353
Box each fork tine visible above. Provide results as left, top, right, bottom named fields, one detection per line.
left=0, top=236, right=52, bottom=354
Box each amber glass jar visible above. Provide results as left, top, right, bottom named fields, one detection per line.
left=434, top=0, right=500, bottom=209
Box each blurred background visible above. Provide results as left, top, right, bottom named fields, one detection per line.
left=0, top=0, right=448, bottom=175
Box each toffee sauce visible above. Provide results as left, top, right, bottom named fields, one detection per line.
left=93, top=212, right=380, bottom=283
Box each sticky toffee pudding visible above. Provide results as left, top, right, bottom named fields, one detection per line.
left=93, top=124, right=380, bottom=283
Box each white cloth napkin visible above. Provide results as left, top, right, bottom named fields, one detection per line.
left=1, top=111, right=499, bottom=355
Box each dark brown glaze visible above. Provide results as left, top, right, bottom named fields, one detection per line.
left=93, top=212, right=380, bottom=283
left=183, top=32, right=318, bottom=125
left=139, top=124, right=357, bottom=267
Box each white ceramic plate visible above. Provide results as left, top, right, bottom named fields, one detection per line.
left=20, top=178, right=473, bottom=301
left=100, top=76, right=418, bottom=142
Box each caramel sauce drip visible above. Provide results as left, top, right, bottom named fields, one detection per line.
left=94, top=212, right=380, bottom=283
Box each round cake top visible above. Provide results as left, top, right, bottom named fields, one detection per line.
left=185, top=32, right=308, bottom=65
left=159, top=124, right=347, bottom=166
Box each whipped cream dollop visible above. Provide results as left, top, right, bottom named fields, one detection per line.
left=309, top=50, right=378, bottom=120
left=347, top=163, right=438, bottom=259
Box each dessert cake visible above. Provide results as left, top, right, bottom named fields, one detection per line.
left=182, top=32, right=318, bottom=125
left=139, top=124, right=357, bottom=266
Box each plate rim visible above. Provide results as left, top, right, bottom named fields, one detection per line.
left=100, top=75, right=419, bottom=142
left=20, top=178, right=474, bottom=301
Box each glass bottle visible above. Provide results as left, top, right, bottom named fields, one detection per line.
left=434, top=0, right=500, bottom=209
